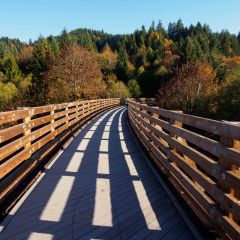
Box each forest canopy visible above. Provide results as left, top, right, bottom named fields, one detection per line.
left=0, top=19, right=240, bottom=120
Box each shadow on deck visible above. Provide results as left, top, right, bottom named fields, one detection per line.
left=0, top=107, right=195, bottom=240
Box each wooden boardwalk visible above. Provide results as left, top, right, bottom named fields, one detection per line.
left=0, top=106, right=197, bottom=240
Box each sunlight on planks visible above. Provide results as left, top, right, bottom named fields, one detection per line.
left=92, top=178, right=112, bottom=227
left=40, top=176, right=75, bottom=222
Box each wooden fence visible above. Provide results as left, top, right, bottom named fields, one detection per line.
left=127, top=99, right=240, bottom=240
left=0, top=99, right=120, bottom=208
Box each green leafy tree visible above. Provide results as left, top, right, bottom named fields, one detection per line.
left=0, top=56, right=31, bottom=110
left=115, top=46, right=128, bottom=82
left=127, top=79, right=141, bottom=97
left=0, top=55, right=22, bottom=83
left=28, top=37, right=54, bottom=105
left=107, top=79, right=130, bottom=98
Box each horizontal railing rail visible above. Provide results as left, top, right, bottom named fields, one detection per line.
left=0, top=98, right=120, bottom=207
left=126, top=98, right=240, bottom=240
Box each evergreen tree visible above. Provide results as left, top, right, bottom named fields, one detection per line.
left=47, top=35, right=60, bottom=57
left=220, top=30, right=232, bottom=56
left=156, top=20, right=165, bottom=36
left=29, top=37, right=54, bottom=105
left=185, top=37, right=197, bottom=62
left=175, top=19, right=185, bottom=40
left=59, top=29, right=76, bottom=48
left=0, top=55, right=22, bottom=83
left=115, top=46, right=128, bottom=82
left=127, top=79, right=141, bottom=97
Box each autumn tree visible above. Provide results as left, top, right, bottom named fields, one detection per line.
left=17, top=45, right=34, bottom=73
left=0, top=55, right=31, bottom=110
left=45, top=45, right=107, bottom=103
left=101, top=42, right=117, bottom=66
left=157, top=62, right=217, bottom=113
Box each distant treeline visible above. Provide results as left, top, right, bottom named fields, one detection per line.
left=0, top=20, right=240, bottom=120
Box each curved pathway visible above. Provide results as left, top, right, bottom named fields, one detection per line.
left=0, top=107, right=196, bottom=240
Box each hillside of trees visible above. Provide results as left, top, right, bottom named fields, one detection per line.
left=0, top=19, right=240, bottom=120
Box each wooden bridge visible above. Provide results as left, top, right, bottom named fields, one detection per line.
left=0, top=98, right=239, bottom=239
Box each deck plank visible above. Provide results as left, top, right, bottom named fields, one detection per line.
left=0, top=107, right=196, bottom=240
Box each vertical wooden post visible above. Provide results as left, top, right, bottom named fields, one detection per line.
left=170, top=111, right=197, bottom=169
left=169, top=112, right=183, bottom=153
left=24, top=109, right=32, bottom=149
left=87, top=101, right=90, bottom=114
left=139, top=98, right=146, bottom=104
left=76, top=102, right=79, bottom=122
left=149, top=107, right=159, bottom=134
left=150, top=107, right=159, bottom=125
left=82, top=101, right=85, bottom=116
left=50, top=106, right=55, bottom=134
left=140, top=104, right=148, bottom=125
left=66, top=105, right=69, bottom=128
left=220, top=121, right=240, bottom=221
left=150, top=107, right=168, bottom=147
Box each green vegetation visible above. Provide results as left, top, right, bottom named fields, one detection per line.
left=0, top=20, right=240, bottom=120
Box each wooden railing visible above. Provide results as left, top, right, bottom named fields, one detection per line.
left=127, top=99, right=240, bottom=239
left=0, top=98, right=120, bottom=207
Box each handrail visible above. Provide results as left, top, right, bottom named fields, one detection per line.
left=126, top=98, right=240, bottom=240
left=0, top=98, right=120, bottom=205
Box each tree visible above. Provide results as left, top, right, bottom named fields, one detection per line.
left=0, top=82, right=18, bottom=111
left=18, top=45, right=34, bottom=72
left=184, top=37, right=197, bottom=62
left=59, top=29, right=76, bottom=48
left=220, top=30, right=232, bottom=56
left=0, top=55, right=22, bottom=83
left=47, top=35, right=60, bottom=57
left=156, top=20, right=165, bottom=36
left=157, top=62, right=216, bottom=113
left=101, top=42, right=117, bottom=66
left=175, top=19, right=185, bottom=40
left=115, top=46, right=128, bottom=82
left=0, top=56, right=31, bottom=110
left=45, top=45, right=107, bottom=103
left=28, top=37, right=54, bottom=105
left=193, top=67, right=240, bottom=120
left=127, top=79, right=141, bottom=97
left=107, top=80, right=130, bottom=98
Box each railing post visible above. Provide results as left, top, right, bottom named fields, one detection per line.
left=66, top=105, right=69, bottom=128
left=76, top=102, right=79, bottom=122
left=169, top=111, right=197, bottom=169
left=87, top=101, right=90, bottom=114
left=150, top=107, right=168, bottom=147
left=219, top=121, right=240, bottom=221
left=82, top=101, right=85, bottom=116
left=169, top=111, right=183, bottom=154
left=23, top=108, right=32, bottom=149
left=50, top=106, right=55, bottom=134
left=150, top=107, right=159, bottom=125
left=139, top=98, right=146, bottom=104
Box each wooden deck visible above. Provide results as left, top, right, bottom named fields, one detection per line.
left=0, top=106, right=197, bottom=240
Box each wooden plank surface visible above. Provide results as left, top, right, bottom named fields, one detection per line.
left=0, top=106, right=196, bottom=240
left=127, top=99, right=240, bottom=239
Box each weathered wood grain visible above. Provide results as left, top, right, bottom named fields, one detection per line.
left=127, top=98, right=240, bottom=240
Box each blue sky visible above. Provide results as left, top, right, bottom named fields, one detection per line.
left=1, top=0, right=240, bottom=42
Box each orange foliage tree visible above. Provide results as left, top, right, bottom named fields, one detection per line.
left=101, top=43, right=117, bottom=66
left=163, top=38, right=179, bottom=68
left=157, top=62, right=217, bottom=113
left=45, top=45, right=107, bottom=103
